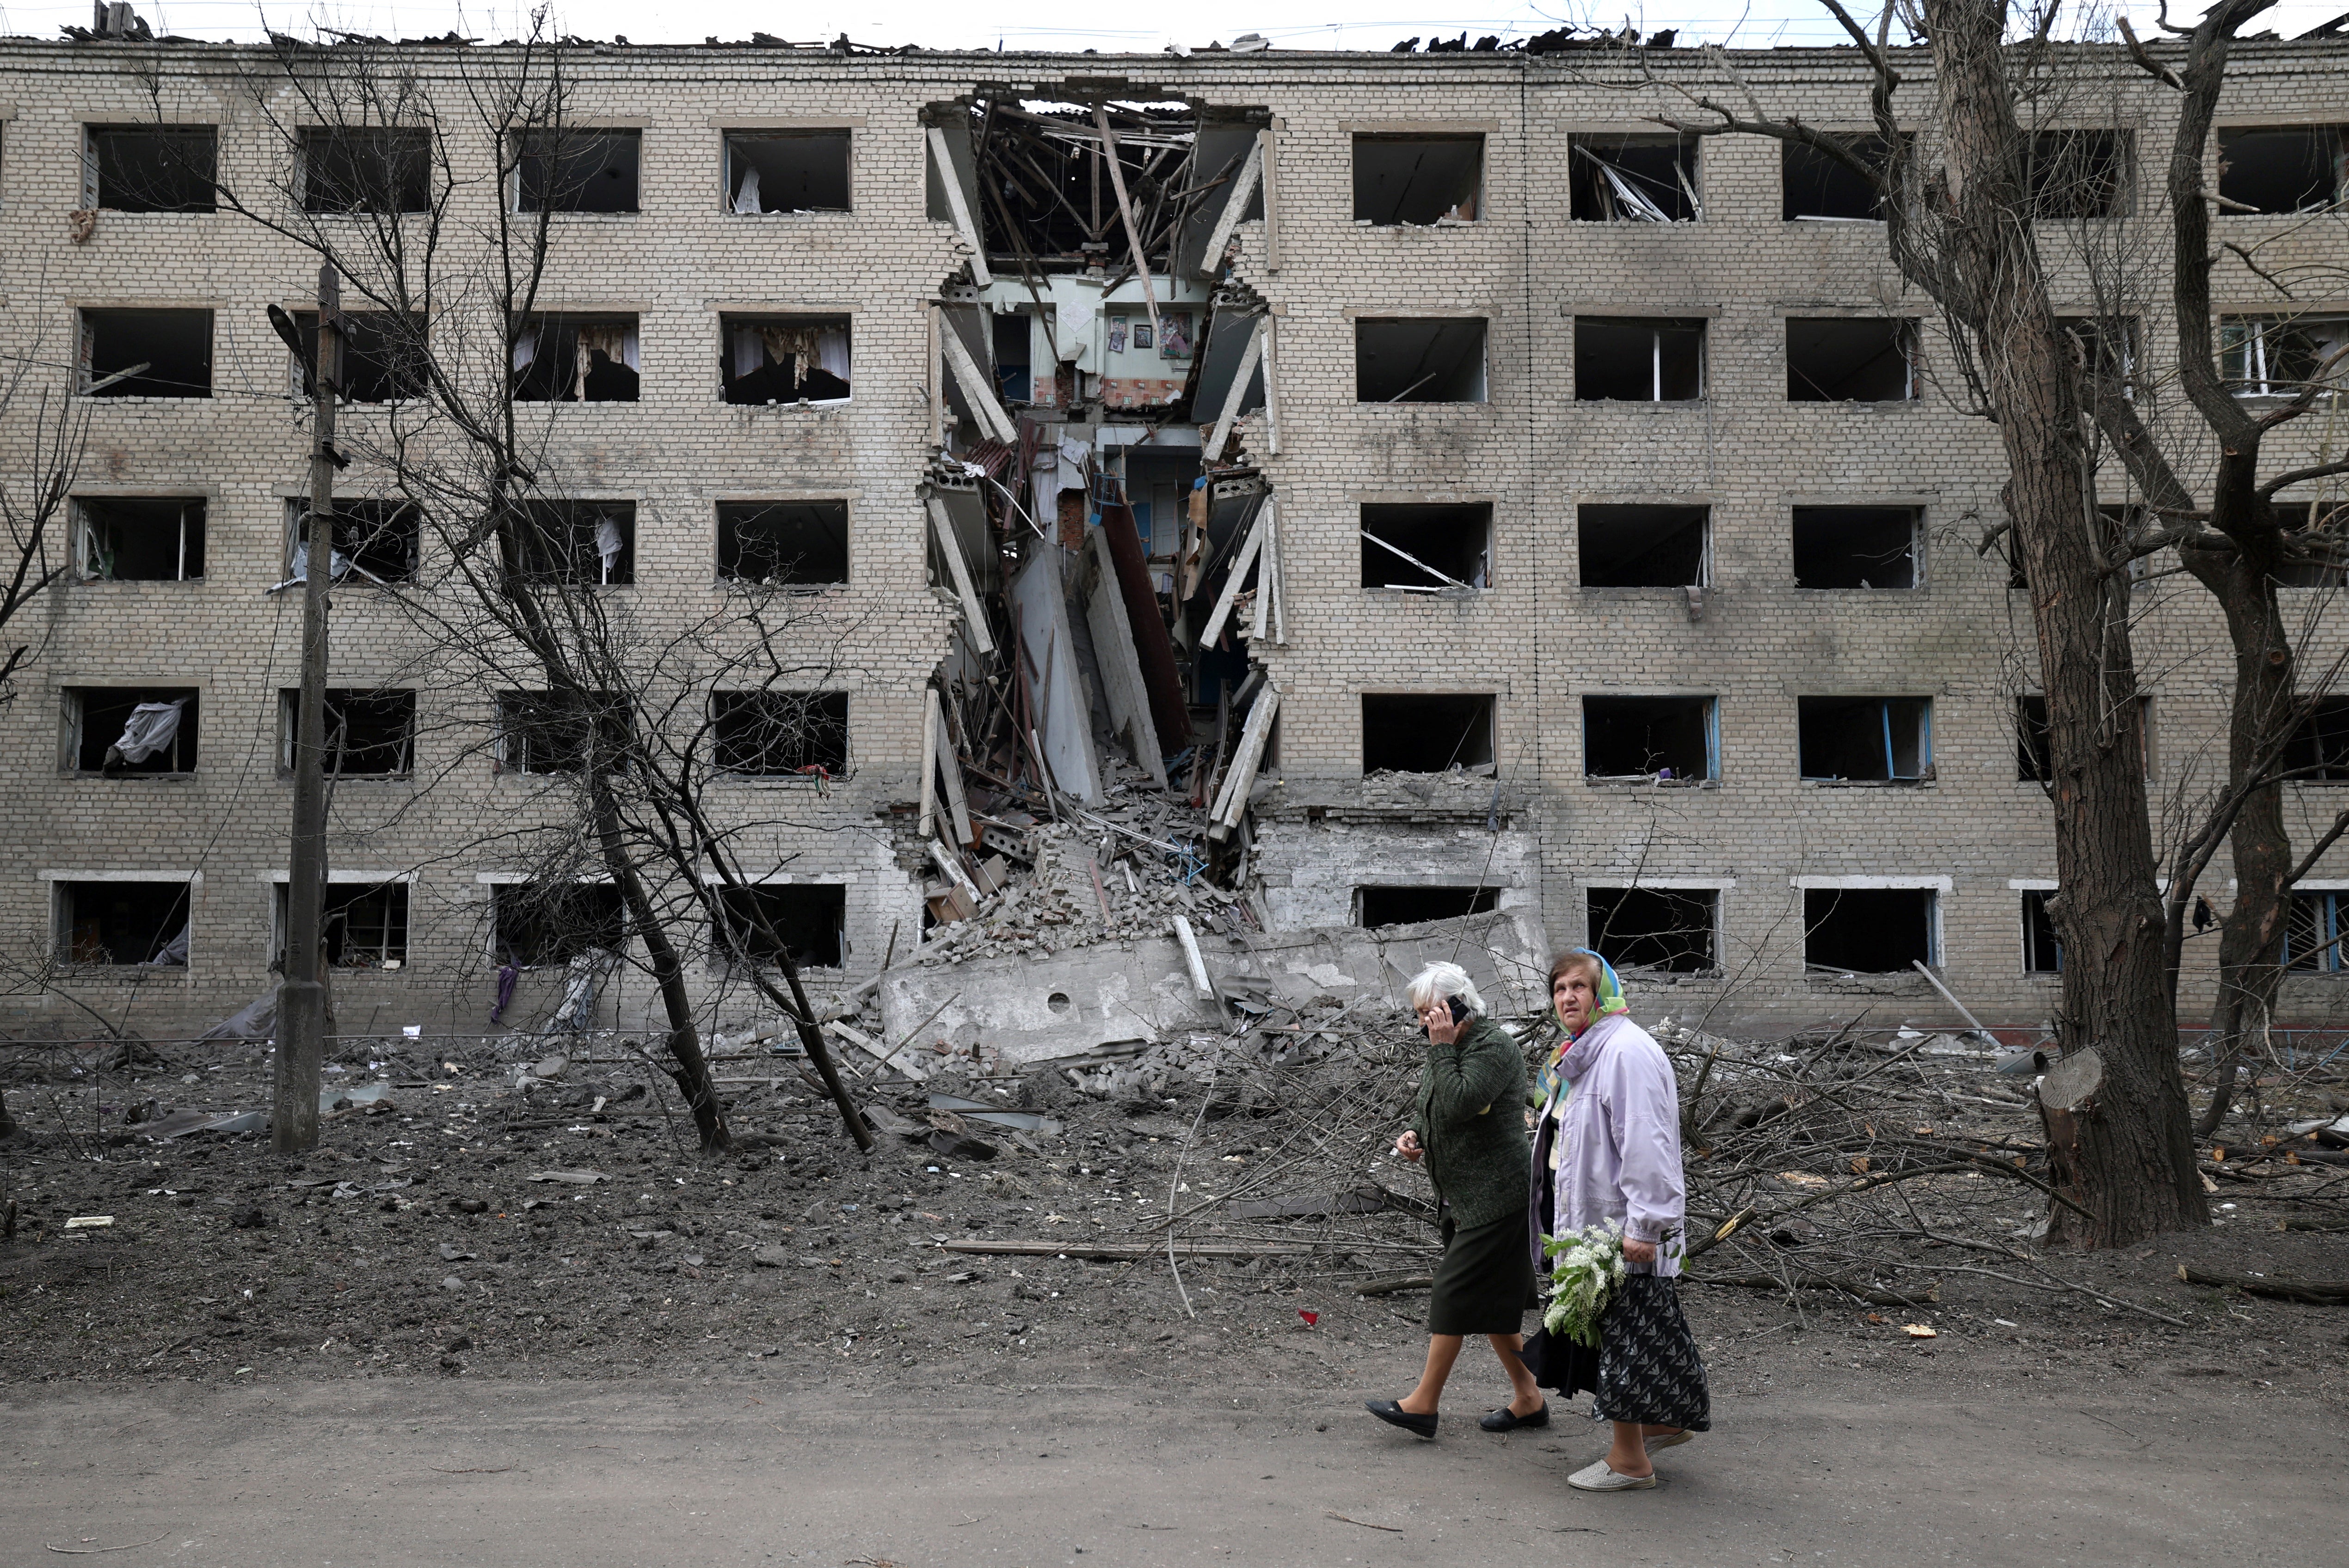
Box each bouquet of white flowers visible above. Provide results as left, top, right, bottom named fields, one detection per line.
left=1540, top=1220, right=1630, bottom=1348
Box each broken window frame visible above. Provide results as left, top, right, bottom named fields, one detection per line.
left=509, top=313, right=640, bottom=403
left=1358, top=502, right=1492, bottom=592
left=1353, top=317, right=1489, bottom=404
left=1581, top=695, right=1720, bottom=782
left=718, top=313, right=854, bottom=406
left=53, top=878, right=194, bottom=968
left=1568, top=133, right=1700, bottom=222
left=2215, top=124, right=2348, bottom=217
left=2219, top=314, right=2349, bottom=399
left=281, top=498, right=422, bottom=586
left=711, top=882, right=847, bottom=970
left=493, top=690, right=628, bottom=776
left=714, top=499, right=850, bottom=588
left=721, top=128, right=854, bottom=214
left=1351, top=132, right=1485, bottom=226
left=74, top=496, right=205, bottom=582
left=2285, top=889, right=2348, bottom=972
left=272, top=879, right=412, bottom=971
left=1574, top=316, right=1707, bottom=402
left=84, top=123, right=218, bottom=213
left=278, top=688, right=417, bottom=778
left=1803, top=886, right=1940, bottom=973
left=1577, top=504, right=1711, bottom=588
left=1790, top=505, right=1924, bottom=591
left=1586, top=886, right=1721, bottom=974
left=1359, top=692, right=1496, bottom=776
left=79, top=307, right=213, bottom=399
left=2020, top=889, right=2064, bottom=974
left=707, top=689, right=851, bottom=778
left=1355, top=886, right=1500, bottom=929
left=1796, top=695, right=1933, bottom=784
left=508, top=501, right=635, bottom=588
left=490, top=880, right=627, bottom=968
left=2024, top=129, right=2134, bottom=220
left=1785, top=316, right=1918, bottom=402
left=289, top=310, right=430, bottom=404
left=66, top=686, right=200, bottom=775
left=298, top=126, right=433, bottom=214
left=511, top=128, right=642, bottom=214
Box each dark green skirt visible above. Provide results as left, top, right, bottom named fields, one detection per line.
left=1427, top=1209, right=1536, bottom=1336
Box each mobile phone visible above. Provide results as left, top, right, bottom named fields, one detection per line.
left=1446, top=996, right=1470, bottom=1025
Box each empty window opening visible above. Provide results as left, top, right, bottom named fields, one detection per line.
left=2026, top=129, right=2131, bottom=219
left=1792, top=506, right=1920, bottom=589
left=300, top=127, right=430, bottom=213
left=76, top=496, right=204, bottom=581
left=86, top=124, right=216, bottom=212
left=282, top=689, right=416, bottom=777
left=721, top=314, right=853, bottom=404
left=1798, top=695, right=1931, bottom=783
left=1787, top=317, right=1915, bottom=401
left=1352, top=134, right=1483, bottom=224
left=2217, top=125, right=2346, bottom=216
left=1588, top=887, right=1718, bottom=973
left=56, top=881, right=190, bottom=966
left=2275, top=502, right=2349, bottom=587
left=715, top=883, right=846, bottom=968
left=292, top=311, right=427, bottom=403
left=1805, top=888, right=1935, bottom=972
left=1354, top=318, right=1487, bottom=403
left=81, top=308, right=212, bottom=398
left=2058, top=315, right=2138, bottom=390
left=493, top=882, right=626, bottom=967
left=1361, top=693, right=1494, bottom=774
left=725, top=129, right=851, bottom=213
left=284, top=499, right=421, bottom=584
left=710, top=690, right=849, bottom=777
left=2220, top=315, right=2348, bottom=398
left=510, top=501, right=633, bottom=587
left=1575, top=317, right=1704, bottom=401
left=1578, top=505, right=1709, bottom=588
left=495, top=691, right=627, bottom=775
left=515, top=129, right=640, bottom=213
left=2285, top=694, right=2349, bottom=782
left=276, top=881, right=410, bottom=969
left=1782, top=137, right=1895, bottom=220
left=2021, top=890, right=2063, bottom=973
left=2286, top=890, right=2346, bottom=972
left=1569, top=134, right=1698, bottom=221
left=510, top=315, right=639, bottom=402
left=716, top=501, right=849, bottom=586
left=1360, top=503, right=1490, bottom=590
left=71, top=688, right=198, bottom=774
left=993, top=312, right=1034, bottom=403
left=1357, top=886, right=1500, bottom=928
left=1583, top=696, right=1716, bottom=780
left=2017, top=692, right=2155, bottom=781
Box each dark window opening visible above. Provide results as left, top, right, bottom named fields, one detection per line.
left=2027, top=129, right=2131, bottom=219
left=515, top=129, right=640, bottom=213
left=2017, top=694, right=2053, bottom=782
left=1792, top=505, right=1919, bottom=589
left=2217, top=126, right=2345, bottom=216
left=1357, top=886, right=1499, bottom=928
left=1782, top=137, right=1894, bottom=220
left=1788, top=317, right=1914, bottom=401
left=1575, top=317, right=1705, bottom=401
left=300, top=127, right=431, bottom=213
left=292, top=311, right=428, bottom=403
left=1805, top=888, right=1934, bottom=972
left=993, top=313, right=1033, bottom=403
left=1359, top=503, right=1490, bottom=589
left=2284, top=695, right=2349, bottom=783
left=508, top=501, right=633, bottom=587
left=714, top=883, right=846, bottom=968
left=2022, top=890, right=2063, bottom=973
left=1352, top=133, right=1483, bottom=224
left=1579, top=504, right=1708, bottom=588
left=1569, top=134, right=1698, bottom=221
left=495, top=691, right=627, bottom=775
left=721, top=313, right=853, bottom=404
left=2286, top=890, right=2345, bottom=972
left=2059, top=316, right=2138, bottom=392
left=493, top=882, right=626, bottom=967
left=724, top=129, right=852, bottom=213
left=716, top=500, right=849, bottom=586
left=1583, top=696, right=1716, bottom=780
left=276, top=881, right=410, bottom=969
left=72, top=687, right=198, bottom=774
left=81, top=308, right=211, bottom=398
left=1588, top=887, right=1717, bottom=973
left=1797, top=695, right=1931, bottom=782
left=710, top=690, right=849, bottom=776
left=56, top=881, right=190, bottom=966
left=76, top=496, right=204, bottom=581
left=2275, top=502, right=2349, bottom=587
left=2220, top=315, right=2349, bottom=398
left=1362, top=693, right=1494, bottom=774
left=510, top=314, right=638, bottom=402
left=87, top=124, right=216, bottom=212
left=1354, top=318, right=1487, bottom=403
left=283, top=689, right=416, bottom=777
left=289, top=499, right=421, bottom=584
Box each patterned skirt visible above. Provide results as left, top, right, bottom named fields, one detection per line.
left=1527, top=1275, right=1711, bottom=1431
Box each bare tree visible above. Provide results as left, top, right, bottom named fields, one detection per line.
left=0, top=313, right=107, bottom=707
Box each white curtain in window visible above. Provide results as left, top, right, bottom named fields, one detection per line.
left=732, top=324, right=768, bottom=380
left=595, top=514, right=624, bottom=580
left=511, top=325, right=540, bottom=370
left=112, top=698, right=187, bottom=764
left=732, top=164, right=762, bottom=214
left=813, top=325, right=851, bottom=382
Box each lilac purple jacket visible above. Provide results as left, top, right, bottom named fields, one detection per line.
left=1528, top=1011, right=1688, bottom=1278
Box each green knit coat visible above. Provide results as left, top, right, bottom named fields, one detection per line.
left=1409, top=1014, right=1533, bottom=1230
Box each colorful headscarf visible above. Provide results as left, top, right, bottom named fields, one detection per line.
left=1534, top=949, right=1627, bottom=1103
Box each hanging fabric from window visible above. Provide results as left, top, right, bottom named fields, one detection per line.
left=732, top=165, right=762, bottom=214
left=511, top=325, right=540, bottom=371
left=595, top=513, right=624, bottom=582
left=571, top=321, right=640, bottom=401
left=110, top=698, right=187, bottom=765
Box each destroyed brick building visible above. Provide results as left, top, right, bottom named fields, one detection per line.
left=5, top=26, right=2349, bottom=1049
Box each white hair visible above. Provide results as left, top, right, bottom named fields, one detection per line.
left=1405, top=961, right=1485, bottom=1017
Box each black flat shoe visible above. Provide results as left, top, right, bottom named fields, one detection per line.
left=1479, top=1402, right=1550, bottom=1432
left=1365, top=1399, right=1439, bottom=1439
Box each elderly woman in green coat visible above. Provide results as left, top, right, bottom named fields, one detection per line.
left=1365, top=961, right=1543, bottom=1440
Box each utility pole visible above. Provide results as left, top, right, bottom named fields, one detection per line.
left=271, top=264, right=339, bottom=1154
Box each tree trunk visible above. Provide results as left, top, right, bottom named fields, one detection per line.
left=1928, top=0, right=2205, bottom=1247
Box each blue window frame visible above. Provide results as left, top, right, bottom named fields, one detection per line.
left=2287, top=891, right=2345, bottom=972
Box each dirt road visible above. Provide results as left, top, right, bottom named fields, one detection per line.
left=8, top=1370, right=2338, bottom=1567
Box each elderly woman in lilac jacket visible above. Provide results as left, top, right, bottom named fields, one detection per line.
left=1525, top=948, right=1710, bottom=1492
